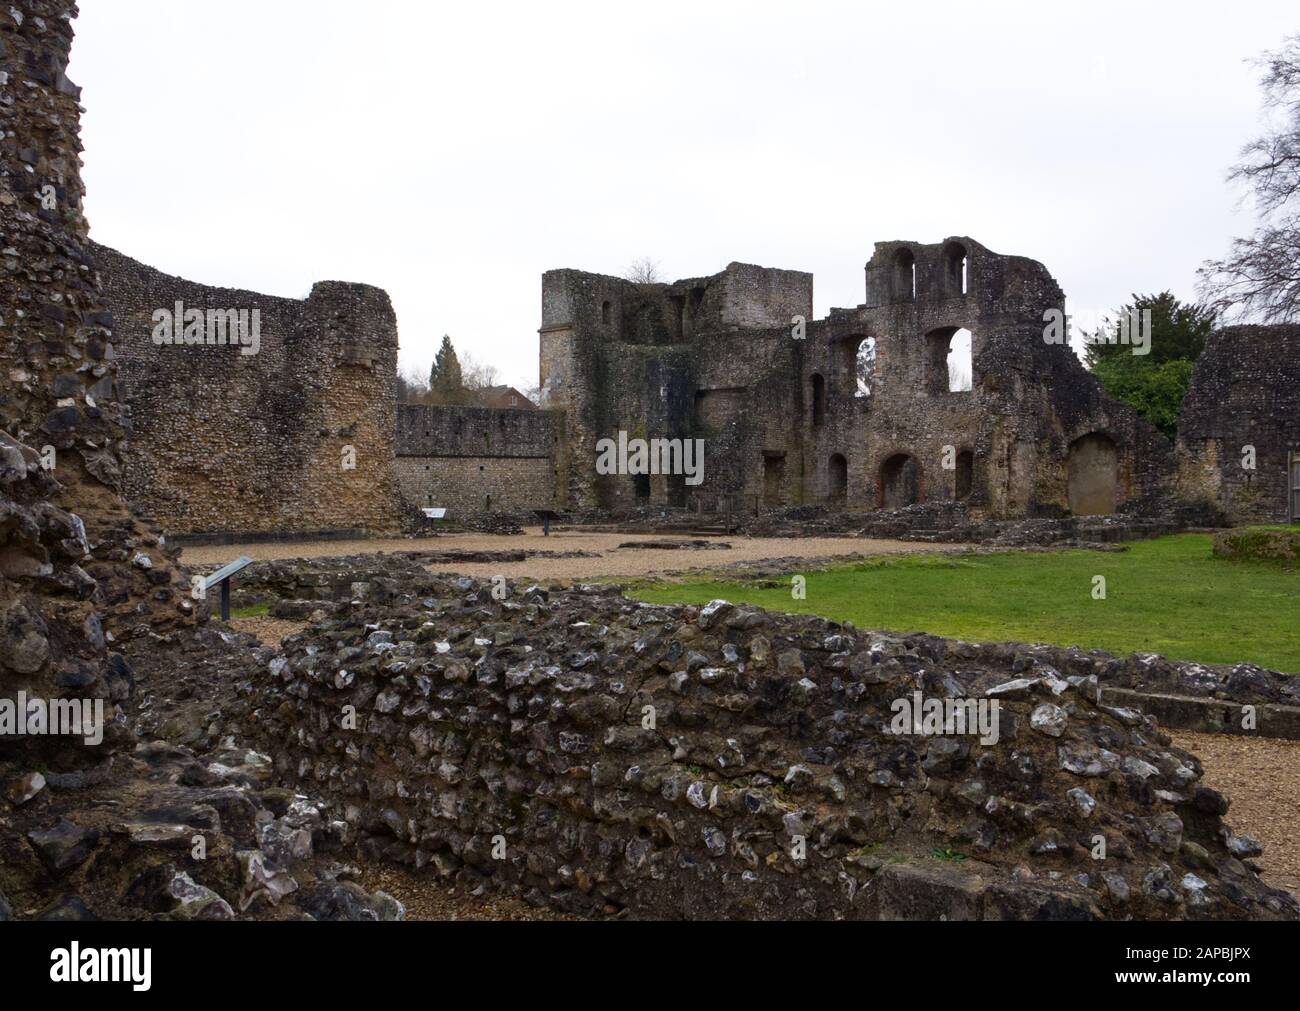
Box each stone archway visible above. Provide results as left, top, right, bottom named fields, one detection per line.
left=880, top=453, right=920, bottom=509
left=1068, top=433, right=1118, bottom=515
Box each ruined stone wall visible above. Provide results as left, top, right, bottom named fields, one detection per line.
left=92, top=243, right=404, bottom=539
left=394, top=404, right=565, bottom=516
left=540, top=263, right=811, bottom=510
left=541, top=239, right=1174, bottom=519
left=1, top=2, right=190, bottom=766
left=1177, top=325, right=1300, bottom=524
left=811, top=237, right=1174, bottom=518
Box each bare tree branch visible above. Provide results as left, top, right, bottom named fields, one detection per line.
left=1199, top=35, right=1300, bottom=322
left=625, top=257, right=662, bottom=284
left=1198, top=214, right=1300, bottom=323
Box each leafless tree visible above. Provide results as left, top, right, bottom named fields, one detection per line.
left=1199, top=35, right=1300, bottom=323
left=460, top=352, right=501, bottom=392
left=394, top=364, right=430, bottom=404
left=626, top=256, right=662, bottom=284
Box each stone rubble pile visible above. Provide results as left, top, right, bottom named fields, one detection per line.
left=741, top=501, right=1211, bottom=546
left=245, top=573, right=1298, bottom=920
left=0, top=730, right=403, bottom=921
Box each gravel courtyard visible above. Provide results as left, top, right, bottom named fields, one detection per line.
left=182, top=528, right=942, bottom=579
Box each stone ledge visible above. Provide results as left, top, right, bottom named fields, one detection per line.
left=1099, top=687, right=1300, bottom=739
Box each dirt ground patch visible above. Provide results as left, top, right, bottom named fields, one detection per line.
left=1173, top=731, right=1300, bottom=898
left=182, top=529, right=941, bottom=580
left=358, top=864, right=575, bottom=922
left=229, top=615, right=309, bottom=646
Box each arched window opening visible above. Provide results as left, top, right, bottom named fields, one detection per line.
left=601, top=300, right=612, bottom=324
left=892, top=248, right=916, bottom=303
left=829, top=454, right=848, bottom=503
left=947, top=328, right=972, bottom=392
left=924, top=327, right=973, bottom=394
left=811, top=373, right=826, bottom=427
left=854, top=337, right=876, bottom=398
left=943, top=242, right=969, bottom=297
left=836, top=336, right=876, bottom=398
left=633, top=473, right=651, bottom=500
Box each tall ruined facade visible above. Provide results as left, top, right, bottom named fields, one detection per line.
left=540, top=238, right=1177, bottom=519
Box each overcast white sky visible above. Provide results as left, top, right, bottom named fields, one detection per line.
left=69, top=0, right=1296, bottom=391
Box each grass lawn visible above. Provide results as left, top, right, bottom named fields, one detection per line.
left=631, top=534, right=1300, bottom=673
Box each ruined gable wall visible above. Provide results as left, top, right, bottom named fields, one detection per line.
left=809, top=237, right=1174, bottom=517
left=1177, top=325, right=1300, bottom=523
left=92, top=243, right=403, bottom=539
left=394, top=404, right=565, bottom=516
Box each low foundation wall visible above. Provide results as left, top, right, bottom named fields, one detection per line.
left=246, top=576, right=1297, bottom=921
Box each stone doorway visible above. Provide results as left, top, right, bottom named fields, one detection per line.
left=1068, top=433, right=1118, bottom=515
left=955, top=450, right=974, bottom=501
left=829, top=454, right=848, bottom=503
left=763, top=453, right=785, bottom=507
left=880, top=453, right=920, bottom=509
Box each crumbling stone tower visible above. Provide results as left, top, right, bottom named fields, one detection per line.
left=92, top=244, right=406, bottom=540
left=539, top=262, right=812, bottom=510
left=1, top=1, right=187, bottom=765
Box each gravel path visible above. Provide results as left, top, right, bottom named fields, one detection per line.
left=1172, top=731, right=1300, bottom=898
left=183, top=529, right=941, bottom=579
left=229, top=616, right=309, bottom=645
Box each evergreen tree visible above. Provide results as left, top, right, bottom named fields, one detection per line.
left=1084, top=292, right=1216, bottom=441
left=429, top=335, right=464, bottom=403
